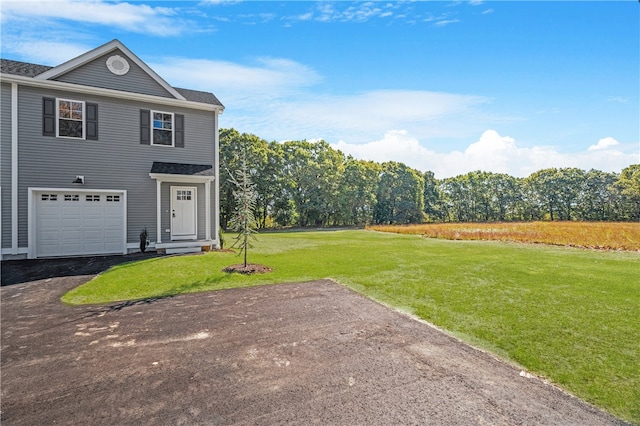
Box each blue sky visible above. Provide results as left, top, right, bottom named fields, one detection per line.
left=1, top=0, right=638, bottom=178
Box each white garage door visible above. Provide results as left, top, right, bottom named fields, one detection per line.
left=35, top=191, right=125, bottom=257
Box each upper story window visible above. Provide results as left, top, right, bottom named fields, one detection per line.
left=152, top=111, right=174, bottom=146
left=58, top=99, right=85, bottom=138
left=140, top=109, right=185, bottom=148
left=43, top=97, right=98, bottom=140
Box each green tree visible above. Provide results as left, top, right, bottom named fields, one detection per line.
left=219, top=128, right=270, bottom=229
left=423, top=171, right=443, bottom=222
left=374, top=162, right=425, bottom=224
left=228, top=142, right=258, bottom=268
left=278, top=140, right=345, bottom=227
left=577, top=169, right=619, bottom=221
left=339, top=158, right=381, bottom=226
left=615, top=164, right=640, bottom=220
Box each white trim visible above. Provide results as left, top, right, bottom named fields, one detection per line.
left=156, top=180, right=162, bottom=244
left=56, top=98, right=86, bottom=139
left=148, top=173, right=214, bottom=184
left=155, top=240, right=210, bottom=249
left=27, top=187, right=127, bottom=259
left=1, top=247, right=28, bottom=256
left=106, top=55, right=130, bottom=76
left=150, top=110, right=175, bottom=147
left=213, top=110, right=220, bottom=249
left=11, top=83, right=18, bottom=254
left=205, top=180, right=211, bottom=241
left=0, top=74, right=224, bottom=113
left=170, top=186, right=197, bottom=241
left=34, top=40, right=187, bottom=101
left=149, top=174, right=214, bottom=247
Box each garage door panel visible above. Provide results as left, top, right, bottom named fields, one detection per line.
left=36, top=191, right=125, bottom=257
left=83, top=242, right=105, bottom=252
left=83, top=205, right=103, bottom=214
left=62, top=205, right=82, bottom=214
left=61, top=243, right=82, bottom=254
left=83, top=218, right=103, bottom=228
left=83, top=230, right=103, bottom=240
left=105, top=228, right=124, bottom=237
left=104, top=217, right=123, bottom=226
left=40, top=218, right=62, bottom=229
left=38, top=243, right=62, bottom=257
left=39, top=229, right=61, bottom=241
left=62, top=229, right=83, bottom=240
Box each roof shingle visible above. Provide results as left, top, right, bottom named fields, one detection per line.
left=150, top=162, right=214, bottom=176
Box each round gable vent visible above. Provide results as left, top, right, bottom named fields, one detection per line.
left=106, top=55, right=130, bottom=76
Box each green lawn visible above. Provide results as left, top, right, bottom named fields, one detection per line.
left=62, top=230, right=640, bottom=423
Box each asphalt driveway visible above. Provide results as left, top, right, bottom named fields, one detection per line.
left=0, top=257, right=627, bottom=425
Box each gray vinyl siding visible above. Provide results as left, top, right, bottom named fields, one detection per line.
left=53, top=49, right=175, bottom=99
left=16, top=84, right=217, bottom=247
left=1, top=83, right=13, bottom=248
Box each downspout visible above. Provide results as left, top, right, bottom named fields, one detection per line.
left=213, top=110, right=220, bottom=249
left=11, top=83, right=18, bottom=254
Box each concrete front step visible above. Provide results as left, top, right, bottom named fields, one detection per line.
left=165, top=246, right=202, bottom=255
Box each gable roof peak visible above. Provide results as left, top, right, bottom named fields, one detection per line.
left=34, top=39, right=186, bottom=101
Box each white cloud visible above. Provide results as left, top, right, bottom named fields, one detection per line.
left=286, top=2, right=397, bottom=23
left=607, top=96, right=628, bottom=103
left=148, top=56, right=493, bottom=143
left=149, top=56, right=323, bottom=105
left=331, top=130, right=638, bottom=178
left=276, top=90, right=486, bottom=135
left=2, top=39, right=90, bottom=65
left=434, top=19, right=461, bottom=27
left=0, top=0, right=186, bottom=36
left=588, top=137, right=619, bottom=151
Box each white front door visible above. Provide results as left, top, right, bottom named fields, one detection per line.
left=171, top=186, right=197, bottom=240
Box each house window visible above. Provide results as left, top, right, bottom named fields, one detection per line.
left=140, top=110, right=184, bottom=148
left=152, top=111, right=174, bottom=146
left=176, top=189, right=192, bottom=201
left=43, top=98, right=98, bottom=140
left=58, top=99, right=85, bottom=139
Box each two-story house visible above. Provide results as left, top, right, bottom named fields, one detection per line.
left=1, top=39, right=224, bottom=260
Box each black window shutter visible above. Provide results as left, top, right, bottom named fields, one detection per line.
left=140, top=109, right=150, bottom=144
left=86, top=103, right=98, bottom=140
left=175, top=114, right=185, bottom=148
left=43, top=97, right=55, bottom=137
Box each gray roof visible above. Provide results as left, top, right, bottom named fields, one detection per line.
left=150, top=162, right=214, bottom=176
left=175, top=87, right=223, bottom=107
left=0, top=59, right=52, bottom=77
left=0, top=58, right=223, bottom=107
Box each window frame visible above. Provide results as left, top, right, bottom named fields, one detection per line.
left=56, top=98, right=86, bottom=140
left=150, top=110, right=175, bottom=147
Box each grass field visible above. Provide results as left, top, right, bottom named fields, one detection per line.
left=62, top=230, right=640, bottom=423
left=368, top=221, right=640, bottom=251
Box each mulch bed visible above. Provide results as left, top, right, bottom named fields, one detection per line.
left=223, top=263, right=272, bottom=274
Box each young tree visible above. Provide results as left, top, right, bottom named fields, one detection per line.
left=228, top=144, right=258, bottom=268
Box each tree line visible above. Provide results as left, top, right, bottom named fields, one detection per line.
left=220, top=128, right=640, bottom=229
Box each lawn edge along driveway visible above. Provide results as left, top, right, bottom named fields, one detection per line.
left=1, top=268, right=628, bottom=426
